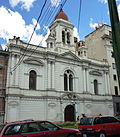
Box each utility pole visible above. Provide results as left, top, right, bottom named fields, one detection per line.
left=108, top=0, right=120, bottom=88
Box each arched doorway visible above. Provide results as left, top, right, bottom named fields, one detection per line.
left=64, top=105, right=75, bottom=122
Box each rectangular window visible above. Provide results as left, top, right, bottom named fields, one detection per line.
left=116, top=103, right=120, bottom=113
left=78, top=51, right=80, bottom=56
left=67, top=32, right=70, bottom=44
left=113, top=74, right=117, bottom=81
left=62, top=31, right=65, bottom=43
left=115, top=86, right=118, bottom=95
left=112, top=63, right=116, bottom=69
left=64, top=74, right=68, bottom=91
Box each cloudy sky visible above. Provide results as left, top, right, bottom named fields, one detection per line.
left=0, top=0, right=120, bottom=48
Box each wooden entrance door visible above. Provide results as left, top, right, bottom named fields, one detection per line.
left=64, top=105, right=74, bottom=122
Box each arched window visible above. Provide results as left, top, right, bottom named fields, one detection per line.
left=69, top=74, right=73, bottom=91
left=94, top=79, right=98, bottom=94
left=67, top=32, right=70, bottom=44
left=50, top=42, right=53, bottom=48
left=64, top=74, right=68, bottom=91
left=29, top=70, right=37, bottom=90
left=84, top=51, right=86, bottom=56
left=64, top=70, right=73, bottom=91
left=62, top=31, right=65, bottom=43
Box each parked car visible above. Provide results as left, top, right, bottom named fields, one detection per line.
left=78, top=115, right=120, bottom=137
left=0, top=120, right=81, bottom=137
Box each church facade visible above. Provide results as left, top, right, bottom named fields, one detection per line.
left=5, top=10, right=114, bottom=122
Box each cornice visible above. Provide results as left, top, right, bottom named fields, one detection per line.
left=6, top=92, right=113, bottom=103
left=23, top=57, right=44, bottom=66
left=89, top=70, right=103, bottom=76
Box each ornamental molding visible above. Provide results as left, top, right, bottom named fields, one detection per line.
left=48, top=103, right=56, bottom=108
left=108, top=105, right=113, bottom=109
left=23, top=58, right=44, bottom=66
left=7, top=94, right=60, bottom=101
left=60, top=51, right=81, bottom=61
left=8, top=101, right=19, bottom=106
left=89, top=70, right=102, bottom=76
left=60, top=93, right=81, bottom=100
left=85, top=104, right=92, bottom=109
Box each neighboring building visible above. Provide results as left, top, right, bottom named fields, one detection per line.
left=85, top=24, right=120, bottom=116
left=5, top=10, right=114, bottom=122
left=0, top=45, right=3, bottom=51
left=0, top=46, right=9, bottom=123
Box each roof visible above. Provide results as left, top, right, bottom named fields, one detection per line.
left=55, top=9, right=68, bottom=21
left=85, top=24, right=111, bottom=39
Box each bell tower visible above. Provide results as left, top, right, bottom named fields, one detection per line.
left=47, top=9, right=75, bottom=51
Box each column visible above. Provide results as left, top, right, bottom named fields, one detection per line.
left=70, top=30, right=74, bottom=45
left=16, top=56, right=19, bottom=86
left=12, top=54, right=16, bottom=85
left=56, top=24, right=61, bottom=43
left=83, top=67, right=86, bottom=92
left=47, top=61, right=51, bottom=89
left=86, top=68, right=90, bottom=92
left=106, top=72, right=111, bottom=95
left=104, top=71, right=108, bottom=95
left=52, top=61, right=55, bottom=89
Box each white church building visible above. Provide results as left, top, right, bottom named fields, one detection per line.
left=5, top=10, right=114, bottom=122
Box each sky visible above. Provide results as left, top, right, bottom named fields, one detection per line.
left=0, top=0, right=120, bottom=49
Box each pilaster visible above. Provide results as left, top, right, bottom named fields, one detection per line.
left=52, top=61, right=55, bottom=89
left=47, top=61, right=51, bottom=89
left=82, top=67, right=86, bottom=92
left=86, top=68, right=90, bottom=92
left=106, top=72, right=111, bottom=95
left=104, top=71, right=108, bottom=95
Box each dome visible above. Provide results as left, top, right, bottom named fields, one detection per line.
left=55, top=9, right=68, bottom=21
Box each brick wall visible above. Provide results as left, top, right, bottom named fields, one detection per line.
left=0, top=51, right=9, bottom=123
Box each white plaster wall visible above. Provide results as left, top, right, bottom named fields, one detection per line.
left=20, top=99, right=45, bottom=121
left=91, top=101, right=113, bottom=116
left=54, top=61, right=84, bottom=93
left=19, top=63, right=45, bottom=90
left=5, top=19, right=115, bottom=123
left=89, top=73, right=105, bottom=95
left=5, top=95, right=113, bottom=122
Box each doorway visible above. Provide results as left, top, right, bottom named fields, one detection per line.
left=64, top=105, right=75, bottom=122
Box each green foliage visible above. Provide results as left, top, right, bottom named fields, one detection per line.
left=56, top=122, right=76, bottom=128
left=117, top=115, right=120, bottom=120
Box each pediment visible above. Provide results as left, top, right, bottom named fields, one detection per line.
left=60, top=51, right=80, bottom=61
left=89, top=70, right=102, bottom=76
left=23, top=58, right=44, bottom=66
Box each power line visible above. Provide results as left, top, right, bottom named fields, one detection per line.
left=28, top=0, right=68, bottom=57
left=12, top=0, right=57, bottom=71
left=78, top=0, right=82, bottom=34
left=11, top=0, right=48, bottom=71
left=10, top=0, right=68, bottom=73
